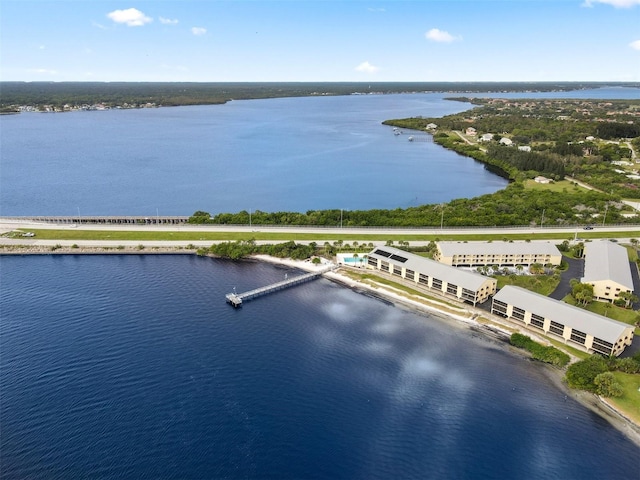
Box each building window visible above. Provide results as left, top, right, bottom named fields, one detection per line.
left=381, top=261, right=389, bottom=272
left=570, top=329, right=586, bottom=345
left=405, top=269, right=415, bottom=281
left=530, top=314, right=544, bottom=330
left=549, top=321, right=564, bottom=337
left=592, top=337, right=613, bottom=356
left=418, top=274, right=429, bottom=285
left=492, top=300, right=507, bottom=316
left=512, top=307, right=525, bottom=321
left=393, top=266, right=402, bottom=276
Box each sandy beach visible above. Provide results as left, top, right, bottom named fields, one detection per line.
left=252, top=254, right=640, bottom=447
left=2, top=243, right=639, bottom=446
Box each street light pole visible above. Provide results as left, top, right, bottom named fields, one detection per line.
left=340, top=209, right=343, bottom=228
left=541, top=209, right=545, bottom=228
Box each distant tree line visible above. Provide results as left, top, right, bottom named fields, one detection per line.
left=2, top=81, right=635, bottom=109
left=188, top=181, right=624, bottom=227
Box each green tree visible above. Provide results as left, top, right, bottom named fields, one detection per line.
left=593, top=372, right=624, bottom=397
left=565, top=355, right=610, bottom=392
left=570, top=280, right=594, bottom=306
left=617, top=291, right=638, bottom=309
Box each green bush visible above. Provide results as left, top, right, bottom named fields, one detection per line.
left=565, top=355, right=610, bottom=392
left=593, top=372, right=624, bottom=397
left=510, top=333, right=570, bottom=367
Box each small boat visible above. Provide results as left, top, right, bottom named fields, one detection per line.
left=408, top=136, right=414, bottom=142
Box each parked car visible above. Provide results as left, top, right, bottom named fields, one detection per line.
left=583, top=225, right=594, bottom=230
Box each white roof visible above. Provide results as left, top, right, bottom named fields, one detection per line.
left=493, top=286, right=631, bottom=343
left=368, top=246, right=493, bottom=291
left=437, top=241, right=560, bottom=258
left=582, top=241, right=634, bottom=290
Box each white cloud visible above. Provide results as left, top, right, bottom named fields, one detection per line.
left=92, top=21, right=108, bottom=30
left=191, top=27, right=207, bottom=36
left=159, top=17, right=179, bottom=25
left=107, top=8, right=152, bottom=27
left=355, top=61, right=380, bottom=74
left=425, top=28, right=460, bottom=43
left=367, top=7, right=386, bottom=12
left=630, top=39, right=640, bottom=50
left=582, top=0, right=640, bottom=7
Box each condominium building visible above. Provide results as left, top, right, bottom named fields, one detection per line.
left=581, top=241, right=634, bottom=303
left=492, top=285, right=634, bottom=356
left=366, top=246, right=497, bottom=306
left=435, top=241, right=561, bottom=267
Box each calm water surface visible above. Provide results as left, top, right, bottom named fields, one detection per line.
left=1, top=255, right=638, bottom=479
left=4, top=92, right=507, bottom=216
left=4, top=88, right=638, bottom=217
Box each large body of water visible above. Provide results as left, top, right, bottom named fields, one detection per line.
left=1, top=92, right=509, bottom=216
left=3, top=87, right=640, bottom=479
left=1, top=254, right=639, bottom=479
left=4, top=87, right=638, bottom=217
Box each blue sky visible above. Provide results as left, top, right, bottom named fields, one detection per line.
left=1, top=0, right=639, bottom=82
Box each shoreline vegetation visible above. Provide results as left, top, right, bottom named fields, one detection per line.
left=2, top=81, right=638, bottom=112
left=3, top=82, right=640, bottom=445
left=2, top=242, right=639, bottom=447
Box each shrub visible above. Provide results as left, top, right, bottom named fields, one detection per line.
left=565, top=355, right=610, bottom=392
left=510, top=333, right=570, bottom=367
left=593, top=372, right=624, bottom=397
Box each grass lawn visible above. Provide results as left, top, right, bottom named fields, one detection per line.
left=339, top=270, right=468, bottom=314
left=563, top=295, right=640, bottom=335
left=9, top=228, right=640, bottom=244
left=495, top=273, right=560, bottom=296
left=608, top=372, right=640, bottom=424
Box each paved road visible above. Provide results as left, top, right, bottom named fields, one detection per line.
left=2, top=219, right=640, bottom=237
left=549, top=257, right=584, bottom=300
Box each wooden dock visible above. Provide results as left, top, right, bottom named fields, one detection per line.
left=226, top=266, right=335, bottom=307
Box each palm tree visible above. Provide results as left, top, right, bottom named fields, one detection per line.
left=352, top=253, right=359, bottom=267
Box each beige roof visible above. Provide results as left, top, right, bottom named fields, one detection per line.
left=493, top=286, right=631, bottom=343
left=437, top=241, right=560, bottom=258
left=582, top=241, right=634, bottom=290
left=368, top=246, right=493, bottom=291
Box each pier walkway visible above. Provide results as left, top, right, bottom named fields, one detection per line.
left=226, top=265, right=336, bottom=307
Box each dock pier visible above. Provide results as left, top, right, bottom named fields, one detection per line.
left=226, top=266, right=335, bottom=307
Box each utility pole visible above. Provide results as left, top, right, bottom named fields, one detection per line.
left=440, top=204, right=444, bottom=229
left=602, top=204, right=608, bottom=226
left=541, top=209, right=545, bottom=228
